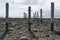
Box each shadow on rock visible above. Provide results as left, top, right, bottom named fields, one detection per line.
left=53, top=31, right=60, bottom=35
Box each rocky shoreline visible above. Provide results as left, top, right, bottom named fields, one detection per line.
left=0, top=18, right=60, bottom=40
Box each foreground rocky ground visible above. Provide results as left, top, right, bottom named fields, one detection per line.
left=0, top=18, right=60, bottom=40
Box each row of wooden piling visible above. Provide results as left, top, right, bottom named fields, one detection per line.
left=24, top=10, right=42, bottom=18
left=28, top=2, right=54, bottom=32
left=0, top=2, right=54, bottom=40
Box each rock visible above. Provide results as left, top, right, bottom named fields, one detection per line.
left=20, top=36, right=28, bottom=40
left=33, top=28, right=38, bottom=32
left=46, top=34, right=50, bottom=37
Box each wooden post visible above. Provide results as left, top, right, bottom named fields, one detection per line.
left=6, top=3, right=9, bottom=32
left=24, top=12, right=25, bottom=18
left=40, top=9, right=42, bottom=23
left=28, top=6, right=31, bottom=31
left=25, top=13, right=27, bottom=18
left=33, top=12, right=36, bottom=18
left=1, top=3, right=9, bottom=40
left=35, top=12, right=36, bottom=18
left=28, top=7, right=37, bottom=39
left=51, top=2, right=54, bottom=31
left=37, top=11, right=39, bottom=18
left=24, top=12, right=27, bottom=18
left=33, top=13, right=35, bottom=18
left=36, top=11, right=39, bottom=25
left=28, top=6, right=31, bottom=18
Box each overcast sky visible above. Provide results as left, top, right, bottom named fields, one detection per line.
left=0, top=0, right=60, bottom=18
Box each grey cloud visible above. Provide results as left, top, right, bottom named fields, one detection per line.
left=22, top=0, right=38, bottom=5
left=54, top=9, right=60, bottom=17
left=21, top=0, right=48, bottom=5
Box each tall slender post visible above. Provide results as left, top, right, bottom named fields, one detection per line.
left=37, top=11, right=39, bottom=18
left=51, top=2, right=54, bottom=31
left=28, top=7, right=36, bottom=38
left=24, top=12, right=27, bottom=18
left=33, top=13, right=35, bottom=18
left=1, top=3, right=9, bottom=40
left=36, top=11, right=39, bottom=25
left=28, top=6, right=31, bottom=31
left=6, top=3, right=9, bottom=32
left=24, top=12, right=25, bottom=18
left=40, top=9, right=42, bottom=23
left=28, top=6, right=31, bottom=18
left=33, top=12, right=36, bottom=18
left=35, top=12, right=36, bottom=18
